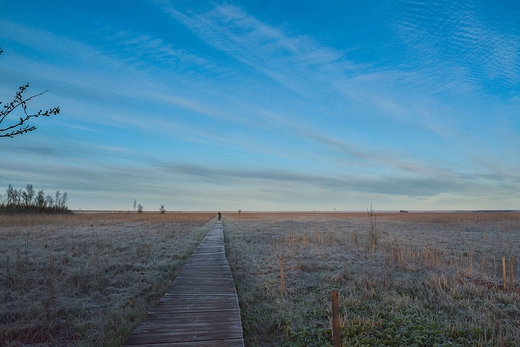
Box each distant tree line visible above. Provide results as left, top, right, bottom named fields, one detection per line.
left=0, top=184, right=70, bottom=214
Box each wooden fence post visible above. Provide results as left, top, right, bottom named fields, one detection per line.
left=502, top=257, right=507, bottom=290
left=279, top=254, right=285, bottom=296
left=332, top=290, right=340, bottom=347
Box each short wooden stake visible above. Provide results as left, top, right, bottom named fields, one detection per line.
left=279, top=254, right=285, bottom=296
left=502, top=257, right=507, bottom=290
left=510, top=256, right=514, bottom=289
left=332, top=290, right=340, bottom=347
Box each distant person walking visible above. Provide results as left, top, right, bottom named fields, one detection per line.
left=218, top=212, right=221, bottom=221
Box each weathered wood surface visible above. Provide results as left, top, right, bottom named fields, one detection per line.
left=123, top=221, right=245, bottom=347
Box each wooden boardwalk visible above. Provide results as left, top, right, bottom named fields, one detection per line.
left=123, top=221, right=245, bottom=347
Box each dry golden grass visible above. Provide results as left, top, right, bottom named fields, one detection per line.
left=229, top=211, right=520, bottom=223
left=0, top=211, right=213, bottom=227
left=0, top=212, right=215, bottom=346
left=228, top=211, right=366, bottom=221
left=223, top=211, right=520, bottom=347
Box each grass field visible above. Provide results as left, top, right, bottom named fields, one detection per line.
left=0, top=212, right=215, bottom=346
left=3, top=211, right=520, bottom=346
left=223, top=212, right=520, bottom=347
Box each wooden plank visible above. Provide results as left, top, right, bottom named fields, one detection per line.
left=124, top=338, right=245, bottom=347
left=141, top=317, right=243, bottom=329
left=165, top=286, right=236, bottom=293
left=135, top=310, right=242, bottom=320
left=124, top=332, right=243, bottom=345
left=151, top=295, right=240, bottom=311
left=130, top=315, right=243, bottom=329
left=122, top=221, right=244, bottom=347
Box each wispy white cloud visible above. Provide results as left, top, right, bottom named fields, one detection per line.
left=102, top=30, right=224, bottom=74
left=390, top=0, right=520, bottom=88
left=0, top=25, right=242, bottom=140
left=154, top=1, right=498, bottom=142
left=155, top=2, right=359, bottom=97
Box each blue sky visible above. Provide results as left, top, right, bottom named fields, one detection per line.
left=1, top=1, right=519, bottom=211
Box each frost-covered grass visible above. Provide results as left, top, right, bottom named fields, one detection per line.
left=0, top=212, right=215, bottom=346
left=224, top=212, right=520, bottom=347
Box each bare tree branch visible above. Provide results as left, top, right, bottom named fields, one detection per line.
left=0, top=48, right=60, bottom=138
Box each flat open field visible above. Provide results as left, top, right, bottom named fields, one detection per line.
left=2, top=211, right=520, bottom=346
left=0, top=212, right=216, bottom=346
left=223, top=211, right=520, bottom=347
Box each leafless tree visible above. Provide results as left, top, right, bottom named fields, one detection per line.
left=36, top=189, right=46, bottom=210
left=60, top=192, right=68, bottom=209
left=0, top=48, right=60, bottom=138
left=1, top=184, right=70, bottom=214
left=25, top=184, right=35, bottom=206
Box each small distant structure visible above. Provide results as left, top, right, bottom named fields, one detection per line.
left=399, top=210, right=408, bottom=213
